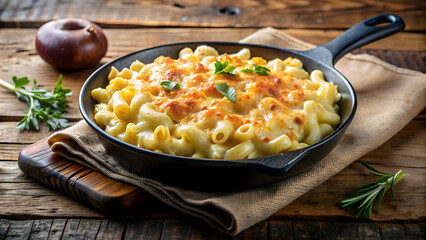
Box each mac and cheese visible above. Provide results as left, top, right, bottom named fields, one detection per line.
left=91, top=45, right=341, bottom=159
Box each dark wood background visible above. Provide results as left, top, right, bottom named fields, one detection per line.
left=0, top=0, right=425, bottom=239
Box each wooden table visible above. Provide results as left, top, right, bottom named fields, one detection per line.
left=0, top=1, right=425, bottom=239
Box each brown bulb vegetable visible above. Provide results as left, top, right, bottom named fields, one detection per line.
left=35, top=18, right=108, bottom=70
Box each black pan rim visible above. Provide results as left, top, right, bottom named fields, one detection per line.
left=79, top=41, right=357, bottom=170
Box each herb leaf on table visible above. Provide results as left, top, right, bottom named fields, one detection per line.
left=0, top=75, right=72, bottom=131
left=337, top=161, right=405, bottom=218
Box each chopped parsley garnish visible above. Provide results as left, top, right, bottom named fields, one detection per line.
left=161, top=80, right=181, bottom=90
left=214, top=61, right=236, bottom=78
left=214, top=82, right=236, bottom=103
left=241, top=64, right=271, bottom=76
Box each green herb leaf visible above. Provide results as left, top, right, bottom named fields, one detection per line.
left=214, top=61, right=236, bottom=78
left=337, top=161, right=405, bottom=218
left=17, top=108, right=41, bottom=131
left=391, top=170, right=403, bottom=200
left=39, top=108, right=71, bottom=131
left=214, top=82, right=236, bottom=103
left=241, top=63, right=271, bottom=76
left=361, top=161, right=389, bottom=175
left=0, top=75, right=71, bottom=131
left=161, top=80, right=181, bottom=90
left=12, top=76, right=30, bottom=88
left=376, top=183, right=388, bottom=214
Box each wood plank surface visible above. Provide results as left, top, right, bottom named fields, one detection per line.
left=47, top=219, right=67, bottom=240
left=0, top=2, right=425, bottom=238
left=0, top=28, right=424, bottom=121
left=4, top=220, right=33, bottom=239
left=293, top=221, right=322, bottom=239
left=29, top=219, right=52, bottom=240
left=268, top=221, right=293, bottom=240
left=0, top=219, right=11, bottom=240
left=17, top=139, right=151, bottom=217
left=379, top=223, right=406, bottom=240
left=1, top=218, right=425, bottom=239
left=321, top=222, right=340, bottom=240
left=340, top=222, right=359, bottom=239
left=124, top=219, right=164, bottom=240
left=0, top=0, right=425, bottom=31
left=274, top=119, right=426, bottom=221
left=95, top=219, right=126, bottom=240
left=0, top=28, right=423, bottom=59
left=0, top=144, right=28, bottom=161
left=404, top=224, right=424, bottom=240
left=0, top=119, right=423, bottom=220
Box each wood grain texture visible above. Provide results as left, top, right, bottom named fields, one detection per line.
left=0, top=122, right=63, bottom=143
left=95, top=219, right=126, bottom=240
left=403, top=224, right=424, bottom=240
left=274, top=119, right=426, bottom=221
left=75, top=219, right=102, bottom=239
left=233, top=221, right=267, bottom=240
left=292, top=221, right=322, bottom=240
left=0, top=119, right=423, bottom=219
left=321, top=222, right=340, bottom=240
left=0, top=29, right=423, bottom=122
left=379, top=223, right=406, bottom=240
left=47, top=219, right=67, bottom=240
left=0, top=181, right=104, bottom=219
left=0, top=0, right=425, bottom=31
left=4, top=220, right=33, bottom=240
left=17, top=139, right=149, bottom=217
left=0, top=28, right=423, bottom=60
left=61, top=218, right=80, bottom=239
left=187, top=221, right=230, bottom=240
left=357, top=222, right=381, bottom=240
left=0, top=219, right=11, bottom=240
left=339, top=222, right=359, bottom=239
left=0, top=144, right=28, bottom=161
left=124, top=219, right=164, bottom=240
left=1, top=218, right=426, bottom=239
left=29, top=219, right=52, bottom=240
left=0, top=1, right=424, bottom=238
left=268, top=221, right=293, bottom=240
left=161, top=219, right=193, bottom=240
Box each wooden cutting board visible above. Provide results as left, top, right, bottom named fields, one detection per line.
left=17, top=139, right=150, bottom=216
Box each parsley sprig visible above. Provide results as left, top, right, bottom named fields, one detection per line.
left=161, top=80, right=181, bottom=90
left=214, top=82, right=236, bottom=103
left=337, top=161, right=405, bottom=218
left=214, top=61, right=236, bottom=78
left=241, top=64, right=271, bottom=76
left=0, top=75, right=72, bottom=131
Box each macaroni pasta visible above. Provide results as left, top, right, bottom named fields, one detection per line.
left=91, top=45, right=341, bottom=159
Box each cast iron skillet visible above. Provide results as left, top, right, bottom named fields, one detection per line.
left=80, top=14, right=404, bottom=190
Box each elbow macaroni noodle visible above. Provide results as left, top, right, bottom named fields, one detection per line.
left=91, top=45, right=341, bottom=159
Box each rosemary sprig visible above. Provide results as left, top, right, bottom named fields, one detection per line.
left=337, top=161, right=405, bottom=218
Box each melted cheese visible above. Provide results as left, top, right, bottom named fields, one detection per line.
left=91, top=46, right=341, bottom=159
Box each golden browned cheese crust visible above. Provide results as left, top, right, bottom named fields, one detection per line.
left=91, top=46, right=341, bottom=159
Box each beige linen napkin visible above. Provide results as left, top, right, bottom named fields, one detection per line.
left=48, top=28, right=426, bottom=235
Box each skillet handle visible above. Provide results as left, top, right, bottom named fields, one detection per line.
left=304, top=14, right=405, bottom=66
left=257, top=148, right=310, bottom=176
